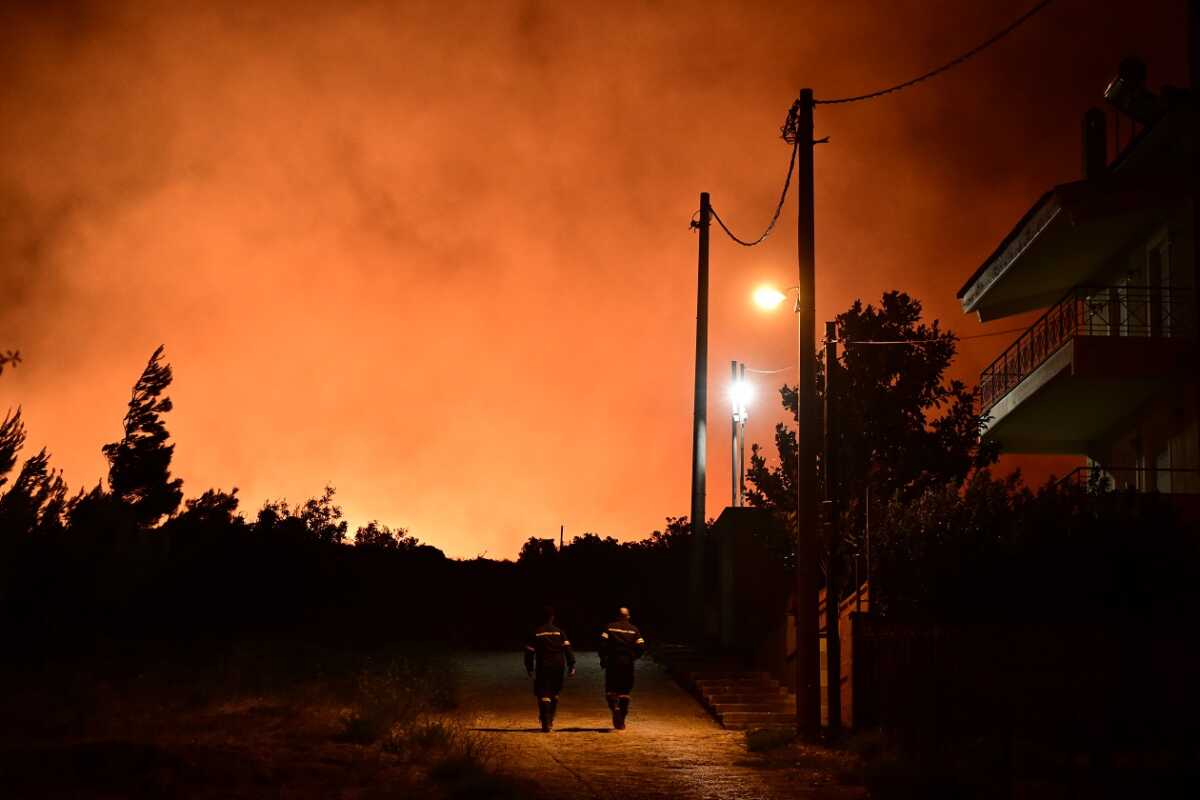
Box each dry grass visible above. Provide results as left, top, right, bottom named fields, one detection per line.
left=0, top=644, right=536, bottom=800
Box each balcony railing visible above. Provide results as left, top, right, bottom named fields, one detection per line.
left=1057, top=465, right=1200, bottom=495
left=978, top=285, right=1196, bottom=412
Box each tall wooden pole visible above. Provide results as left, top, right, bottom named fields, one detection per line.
left=1189, top=1, right=1200, bottom=470
left=690, top=192, right=711, bottom=632
left=791, top=89, right=821, bottom=739
left=823, top=319, right=841, bottom=734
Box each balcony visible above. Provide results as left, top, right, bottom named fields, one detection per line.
left=976, top=285, right=1195, bottom=454
left=957, top=173, right=1188, bottom=322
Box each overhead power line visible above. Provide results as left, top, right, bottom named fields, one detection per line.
left=815, top=0, right=1054, bottom=106
left=702, top=141, right=799, bottom=246
left=744, top=327, right=1028, bottom=373
left=848, top=326, right=1027, bottom=344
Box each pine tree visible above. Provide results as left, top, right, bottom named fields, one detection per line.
left=102, top=345, right=183, bottom=526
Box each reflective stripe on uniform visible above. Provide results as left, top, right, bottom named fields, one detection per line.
left=607, top=628, right=634, bottom=634
left=600, top=632, right=608, bottom=638
left=635, top=638, right=645, bottom=644
left=535, top=631, right=561, bottom=637
left=563, top=641, right=571, bottom=647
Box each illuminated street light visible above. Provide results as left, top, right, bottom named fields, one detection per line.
left=728, top=362, right=751, bottom=507
left=753, top=285, right=789, bottom=310
left=728, top=373, right=753, bottom=421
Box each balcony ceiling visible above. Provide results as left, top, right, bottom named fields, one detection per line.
left=958, top=173, right=1186, bottom=322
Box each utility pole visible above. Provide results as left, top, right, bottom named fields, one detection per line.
left=689, top=192, right=711, bottom=631
left=823, top=320, right=841, bottom=734
left=560, top=524, right=564, bottom=550
left=784, top=89, right=821, bottom=739
left=1190, top=1, right=1200, bottom=469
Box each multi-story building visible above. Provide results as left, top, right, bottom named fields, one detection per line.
left=957, top=60, right=1198, bottom=498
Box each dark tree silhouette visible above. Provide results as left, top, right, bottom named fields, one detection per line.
left=0, top=408, right=27, bottom=488
left=175, top=488, right=243, bottom=528
left=354, top=520, right=418, bottom=550
left=0, top=448, right=68, bottom=537
left=0, top=409, right=68, bottom=537
left=747, top=291, right=997, bottom=512
left=101, top=345, right=184, bottom=527
left=256, top=485, right=348, bottom=544
left=746, top=292, right=999, bottom=595
left=517, top=537, right=558, bottom=563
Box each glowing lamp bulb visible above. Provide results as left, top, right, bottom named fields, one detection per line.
left=753, top=285, right=787, bottom=310
left=729, top=379, right=753, bottom=416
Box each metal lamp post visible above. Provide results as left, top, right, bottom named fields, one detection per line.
left=729, top=361, right=750, bottom=507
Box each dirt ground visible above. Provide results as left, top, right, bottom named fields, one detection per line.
left=0, top=687, right=425, bottom=799
left=459, top=651, right=865, bottom=800
left=0, top=650, right=865, bottom=799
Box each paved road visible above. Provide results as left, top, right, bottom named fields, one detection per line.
left=455, top=652, right=863, bottom=800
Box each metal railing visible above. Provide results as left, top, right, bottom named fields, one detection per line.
left=1057, top=465, right=1200, bottom=495
left=979, top=285, right=1195, bottom=412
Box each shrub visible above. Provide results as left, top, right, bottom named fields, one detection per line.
left=336, top=655, right=457, bottom=745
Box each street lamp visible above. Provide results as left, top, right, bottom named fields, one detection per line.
left=752, top=285, right=790, bottom=311
left=728, top=362, right=752, bottom=507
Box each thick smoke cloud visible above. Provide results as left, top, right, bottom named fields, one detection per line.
left=0, top=0, right=1186, bottom=556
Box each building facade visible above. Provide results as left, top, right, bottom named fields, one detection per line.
left=958, top=64, right=1198, bottom=497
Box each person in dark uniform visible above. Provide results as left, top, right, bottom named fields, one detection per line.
left=524, top=606, right=576, bottom=732
left=598, top=606, right=645, bottom=730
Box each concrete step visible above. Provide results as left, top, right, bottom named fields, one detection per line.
left=686, top=670, right=771, bottom=682
left=705, top=692, right=792, bottom=704
left=694, top=681, right=785, bottom=695
left=711, top=702, right=795, bottom=714
left=693, top=676, right=781, bottom=687
left=719, top=711, right=796, bottom=729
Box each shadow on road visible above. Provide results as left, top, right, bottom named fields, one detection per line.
left=471, top=727, right=612, bottom=734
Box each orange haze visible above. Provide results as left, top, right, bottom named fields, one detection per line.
left=0, top=1, right=1188, bottom=557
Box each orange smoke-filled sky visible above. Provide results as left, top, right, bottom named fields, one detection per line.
left=0, top=0, right=1188, bottom=558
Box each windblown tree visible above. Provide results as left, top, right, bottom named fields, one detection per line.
left=101, top=345, right=184, bottom=527
left=0, top=408, right=27, bottom=489
left=0, top=408, right=67, bottom=537
left=746, top=292, right=998, bottom=584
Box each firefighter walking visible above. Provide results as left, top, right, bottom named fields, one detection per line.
left=599, top=606, right=645, bottom=730
left=524, top=606, right=576, bottom=732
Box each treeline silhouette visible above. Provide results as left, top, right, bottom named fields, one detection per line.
left=0, top=347, right=694, bottom=668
